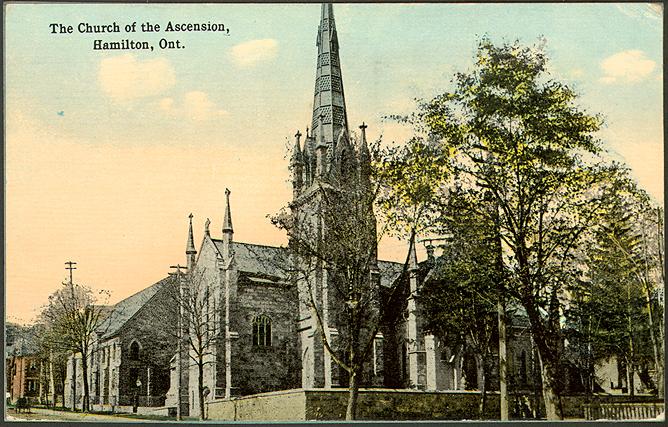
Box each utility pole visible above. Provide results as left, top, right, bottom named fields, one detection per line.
left=491, top=201, right=508, bottom=421
left=64, top=260, right=78, bottom=411
left=65, top=261, right=77, bottom=284
left=169, top=264, right=187, bottom=421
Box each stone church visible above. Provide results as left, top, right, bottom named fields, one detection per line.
left=65, top=4, right=536, bottom=417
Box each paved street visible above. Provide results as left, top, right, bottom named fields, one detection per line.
left=6, top=407, right=176, bottom=422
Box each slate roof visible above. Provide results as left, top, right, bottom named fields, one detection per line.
left=212, top=240, right=289, bottom=280
left=97, top=276, right=172, bottom=340
left=378, top=260, right=404, bottom=288
left=212, top=240, right=404, bottom=288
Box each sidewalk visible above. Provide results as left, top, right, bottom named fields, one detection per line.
left=6, top=407, right=179, bottom=422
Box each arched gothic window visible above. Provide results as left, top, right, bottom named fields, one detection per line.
left=130, top=341, right=140, bottom=361
left=518, top=350, right=527, bottom=385
left=252, top=315, right=272, bottom=347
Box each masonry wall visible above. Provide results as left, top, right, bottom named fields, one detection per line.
left=206, top=389, right=661, bottom=421
left=306, top=389, right=501, bottom=420
left=114, top=284, right=177, bottom=407
left=224, top=275, right=301, bottom=396
left=7, top=356, right=40, bottom=404
left=206, top=389, right=501, bottom=421
left=208, top=389, right=307, bottom=421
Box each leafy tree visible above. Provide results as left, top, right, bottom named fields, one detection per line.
left=418, top=186, right=502, bottom=418
left=566, top=175, right=664, bottom=397
left=38, top=282, right=110, bottom=412
left=399, top=37, right=621, bottom=419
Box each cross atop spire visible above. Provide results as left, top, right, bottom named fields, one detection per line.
left=311, top=3, right=348, bottom=150
left=186, top=213, right=197, bottom=255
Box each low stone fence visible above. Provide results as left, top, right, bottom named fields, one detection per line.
left=206, top=388, right=662, bottom=421
left=583, top=401, right=664, bottom=420
left=207, top=389, right=307, bottom=421
left=207, top=388, right=500, bottom=421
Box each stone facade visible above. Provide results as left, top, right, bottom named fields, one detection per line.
left=64, top=277, right=177, bottom=411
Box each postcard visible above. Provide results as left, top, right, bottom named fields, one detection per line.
left=5, top=2, right=664, bottom=423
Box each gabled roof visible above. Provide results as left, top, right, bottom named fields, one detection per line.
left=97, top=276, right=171, bottom=340
left=212, top=240, right=289, bottom=280
left=212, top=239, right=403, bottom=287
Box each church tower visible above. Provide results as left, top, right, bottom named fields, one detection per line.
left=292, top=3, right=379, bottom=390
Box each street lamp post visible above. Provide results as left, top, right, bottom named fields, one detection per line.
left=133, top=378, right=142, bottom=413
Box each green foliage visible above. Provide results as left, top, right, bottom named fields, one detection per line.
left=565, top=173, right=663, bottom=393
left=385, top=36, right=642, bottom=418
left=375, top=137, right=450, bottom=239
left=418, top=187, right=500, bottom=357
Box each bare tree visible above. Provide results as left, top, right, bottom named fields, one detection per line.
left=33, top=321, right=69, bottom=408
left=38, top=282, right=110, bottom=412
left=155, top=266, right=219, bottom=420
left=271, top=132, right=442, bottom=420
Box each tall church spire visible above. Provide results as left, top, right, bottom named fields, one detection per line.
left=311, top=3, right=349, bottom=152
left=186, top=213, right=197, bottom=271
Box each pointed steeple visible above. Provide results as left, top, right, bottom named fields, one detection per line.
left=358, top=122, right=372, bottom=186
left=409, top=235, right=418, bottom=272
left=186, top=213, right=197, bottom=271
left=292, top=130, right=304, bottom=196
left=311, top=3, right=349, bottom=154
left=222, top=188, right=233, bottom=234
left=222, top=188, right=234, bottom=260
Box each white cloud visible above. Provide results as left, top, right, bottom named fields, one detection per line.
left=616, top=4, right=662, bottom=22
left=599, top=50, right=657, bottom=84
left=229, top=39, right=278, bottom=68
left=99, top=55, right=176, bottom=101
left=158, top=91, right=227, bottom=121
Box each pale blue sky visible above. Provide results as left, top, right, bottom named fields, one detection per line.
left=5, top=2, right=663, bottom=323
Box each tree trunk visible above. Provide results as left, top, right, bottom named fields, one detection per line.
left=536, top=351, right=562, bottom=420
left=642, top=283, right=662, bottom=397
left=345, top=371, right=359, bottom=421
left=198, top=359, right=206, bottom=420
left=60, top=371, right=66, bottom=410
left=49, top=351, right=57, bottom=408
left=523, top=299, right=563, bottom=420
left=39, top=361, right=45, bottom=405
left=498, top=298, right=508, bottom=421
left=81, top=356, right=90, bottom=412
left=478, top=360, right=487, bottom=420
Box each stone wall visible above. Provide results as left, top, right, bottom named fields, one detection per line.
left=207, top=388, right=500, bottom=421
left=114, top=284, right=176, bottom=407
left=206, top=388, right=660, bottom=421
left=225, top=274, right=301, bottom=396
left=305, top=389, right=501, bottom=420
left=207, top=389, right=306, bottom=421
